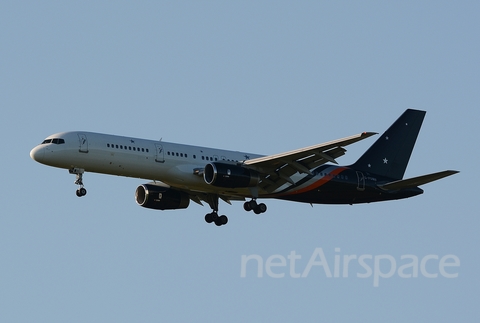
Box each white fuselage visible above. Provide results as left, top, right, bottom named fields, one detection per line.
left=29, top=131, right=282, bottom=197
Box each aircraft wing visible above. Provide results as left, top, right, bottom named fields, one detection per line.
left=243, top=132, right=377, bottom=192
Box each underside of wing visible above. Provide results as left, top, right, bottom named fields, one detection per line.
left=187, top=190, right=246, bottom=207
left=243, top=132, right=376, bottom=192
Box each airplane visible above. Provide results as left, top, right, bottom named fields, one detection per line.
left=30, top=109, right=458, bottom=226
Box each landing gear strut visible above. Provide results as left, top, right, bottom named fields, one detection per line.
left=244, top=199, right=267, bottom=214
left=69, top=168, right=87, bottom=197
left=204, top=194, right=228, bottom=226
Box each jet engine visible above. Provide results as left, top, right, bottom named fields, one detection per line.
left=135, top=184, right=190, bottom=210
left=204, top=162, right=259, bottom=188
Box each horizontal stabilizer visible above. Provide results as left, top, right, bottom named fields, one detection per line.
left=378, top=170, right=459, bottom=190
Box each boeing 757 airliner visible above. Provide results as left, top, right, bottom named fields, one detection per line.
left=30, top=109, right=458, bottom=226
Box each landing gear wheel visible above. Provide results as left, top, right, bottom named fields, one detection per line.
left=253, top=203, right=267, bottom=214
left=220, top=215, right=228, bottom=225
left=244, top=200, right=267, bottom=214
left=205, top=212, right=215, bottom=223
left=76, top=187, right=87, bottom=197
left=214, top=215, right=228, bottom=226
left=257, top=203, right=267, bottom=213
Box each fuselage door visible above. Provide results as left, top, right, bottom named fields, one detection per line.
left=78, top=133, right=88, bottom=153
left=155, top=144, right=165, bottom=163
left=356, top=171, right=365, bottom=191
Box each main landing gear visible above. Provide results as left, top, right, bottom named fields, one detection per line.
left=243, top=199, right=267, bottom=214
left=69, top=168, right=87, bottom=197
left=203, top=196, right=268, bottom=227
left=205, top=212, right=228, bottom=227
left=204, top=195, right=228, bottom=226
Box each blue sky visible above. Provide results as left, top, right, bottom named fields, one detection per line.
left=1, top=1, right=478, bottom=322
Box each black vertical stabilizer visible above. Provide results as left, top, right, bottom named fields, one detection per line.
left=351, top=109, right=426, bottom=180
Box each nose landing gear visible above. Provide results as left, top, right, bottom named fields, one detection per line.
left=69, top=168, right=87, bottom=197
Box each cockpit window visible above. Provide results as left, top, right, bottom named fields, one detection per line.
left=41, top=138, right=65, bottom=144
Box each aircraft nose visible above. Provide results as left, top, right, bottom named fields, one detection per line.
left=30, top=145, right=45, bottom=163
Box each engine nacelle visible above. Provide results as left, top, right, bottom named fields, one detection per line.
left=135, top=184, right=190, bottom=210
left=204, top=162, right=260, bottom=188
